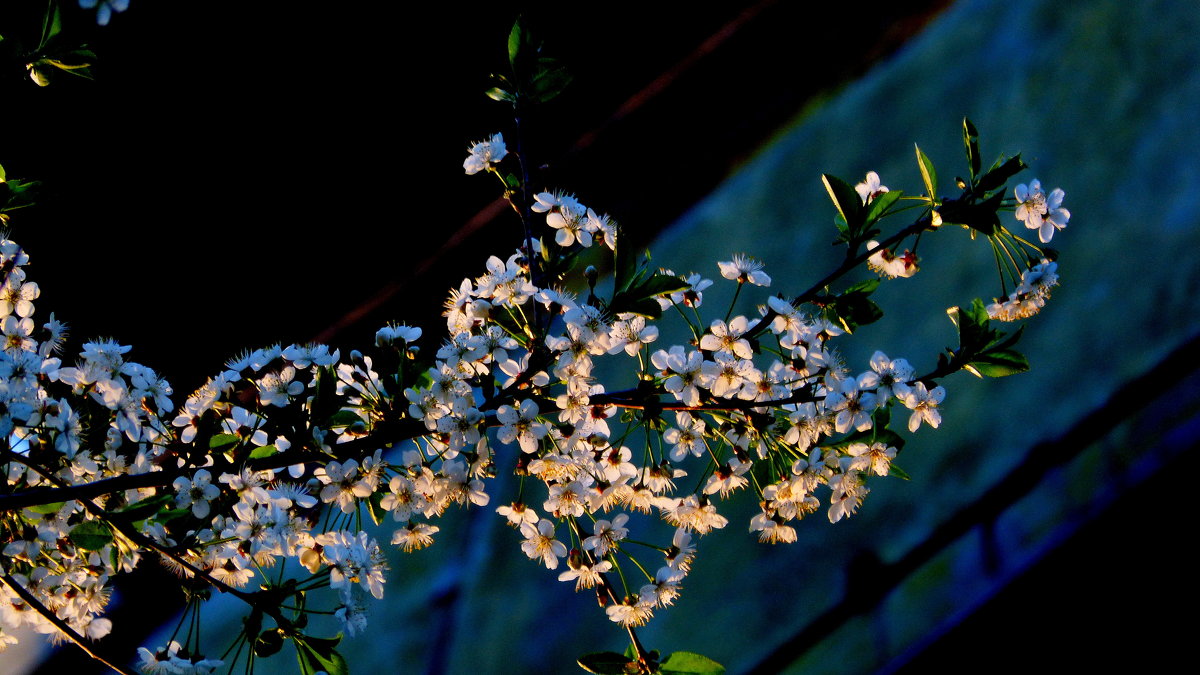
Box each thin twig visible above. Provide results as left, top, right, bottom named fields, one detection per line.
left=512, top=98, right=544, bottom=331
left=4, top=452, right=289, bottom=627
left=568, top=517, right=654, bottom=672
left=746, top=216, right=934, bottom=341
left=0, top=573, right=136, bottom=675
left=0, top=417, right=426, bottom=512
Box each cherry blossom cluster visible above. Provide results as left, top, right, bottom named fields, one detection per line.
left=0, top=238, right=161, bottom=651
left=0, top=115, right=1067, bottom=673
left=359, top=140, right=975, bottom=632
left=986, top=258, right=1059, bottom=321
left=976, top=178, right=1068, bottom=322
left=0, top=238, right=414, bottom=669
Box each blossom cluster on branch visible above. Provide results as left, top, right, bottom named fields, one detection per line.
left=0, top=20, right=1072, bottom=675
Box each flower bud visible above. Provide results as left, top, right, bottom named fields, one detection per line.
left=254, top=628, right=285, bottom=658
left=27, top=64, right=50, bottom=87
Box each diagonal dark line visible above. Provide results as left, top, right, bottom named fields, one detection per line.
left=741, top=331, right=1200, bottom=675
left=311, top=5, right=775, bottom=346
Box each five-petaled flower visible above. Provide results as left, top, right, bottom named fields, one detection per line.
left=718, top=254, right=771, bottom=286
left=520, top=518, right=568, bottom=569
left=463, top=133, right=508, bottom=175
left=1014, top=179, right=1069, bottom=243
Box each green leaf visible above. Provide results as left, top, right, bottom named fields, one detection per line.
left=873, top=404, right=891, bottom=430
left=985, top=324, right=1024, bottom=352
left=871, top=428, right=905, bottom=448
left=612, top=229, right=637, bottom=294
left=254, top=629, right=286, bottom=658
left=69, top=519, right=113, bottom=551
left=507, top=16, right=545, bottom=93
left=315, top=647, right=348, bottom=675
left=46, top=52, right=95, bottom=72
left=969, top=348, right=1030, bottom=377
left=890, top=463, right=913, bottom=481
left=939, top=186, right=1003, bottom=235
left=367, top=491, right=387, bottom=526
left=946, top=300, right=1030, bottom=378
left=608, top=293, right=665, bottom=319
left=637, top=272, right=690, bottom=298
left=296, top=643, right=318, bottom=675
left=530, top=63, right=572, bottom=103
left=821, top=174, right=864, bottom=234
left=295, top=634, right=348, bottom=675
left=114, top=494, right=172, bottom=522
left=577, top=652, right=633, bottom=674
left=302, top=633, right=343, bottom=653
left=24, top=501, right=64, bottom=515
left=39, top=1, right=63, bottom=49
left=0, top=178, right=39, bottom=213
left=824, top=279, right=883, bottom=334
left=308, top=366, right=338, bottom=422
left=976, top=154, right=1027, bottom=194
left=154, top=508, right=192, bottom=524
left=507, top=18, right=525, bottom=67
left=863, top=189, right=902, bottom=226
left=832, top=213, right=850, bottom=241
left=660, top=651, right=726, bottom=674
left=326, top=409, right=364, bottom=428
left=953, top=299, right=992, bottom=352
left=915, top=144, right=937, bottom=199
left=965, top=297, right=990, bottom=327
left=963, top=117, right=981, bottom=180
left=0, top=162, right=6, bottom=182
left=485, top=86, right=514, bottom=103
left=843, top=278, right=880, bottom=296
left=209, top=433, right=240, bottom=450
left=249, top=445, right=278, bottom=459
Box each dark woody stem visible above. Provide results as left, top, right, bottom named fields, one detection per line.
left=626, top=625, right=652, bottom=674
left=512, top=97, right=544, bottom=332
left=5, top=453, right=294, bottom=630
left=0, top=419, right=423, bottom=512
left=590, top=388, right=818, bottom=412
left=745, top=215, right=936, bottom=341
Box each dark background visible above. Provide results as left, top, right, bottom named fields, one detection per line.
left=0, top=0, right=944, bottom=394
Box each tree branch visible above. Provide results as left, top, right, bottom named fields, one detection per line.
left=746, top=215, right=935, bottom=341
left=4, top=452, right=294, bottom=633
left=0, top=573, right=136, bottom=675
left=0, top=417, right=428, bottom=512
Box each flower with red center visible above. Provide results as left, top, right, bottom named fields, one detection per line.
left=855, top=171, right=889, bottom=204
